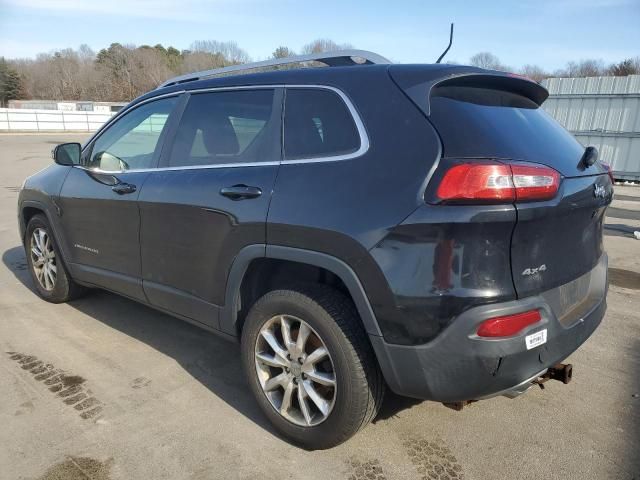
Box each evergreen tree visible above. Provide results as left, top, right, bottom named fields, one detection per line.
left=0, top=57, right=23, bottom=107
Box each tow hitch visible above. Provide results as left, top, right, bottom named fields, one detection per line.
left=534, top=363, right=573, bottom=389
left=442, top=400, right=477, bottom=411
left=442, top=363, right=573, bottom=411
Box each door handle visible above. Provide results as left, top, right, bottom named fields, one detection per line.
left=220, top=185, right=262, bottom=200
left=112, top=183, right=137, bottom=195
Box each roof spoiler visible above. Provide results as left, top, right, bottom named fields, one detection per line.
left=432, top=73, right=549, bottom=105
left=389, top=66, right=549, bottom=116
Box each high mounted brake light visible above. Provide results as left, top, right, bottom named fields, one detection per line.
left=436, top=162, right=560, bottom=204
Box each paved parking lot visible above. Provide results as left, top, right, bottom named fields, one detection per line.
left=1, top=134, right=638, bottom=480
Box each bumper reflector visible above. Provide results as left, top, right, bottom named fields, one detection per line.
left=477, top=309, right=542, bottom=337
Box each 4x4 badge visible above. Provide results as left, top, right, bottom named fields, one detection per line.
left=522, top=264, right=546, bottom=276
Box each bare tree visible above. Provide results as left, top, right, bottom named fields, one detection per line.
left=469, top=52, right=510, bottom=71
left=77, top=44, right=95, bottom=63
left=52, top=49, right=82, bottom=99
left=180, top=51, right=227, bottom=74
left=131, top=47, right=173, bottom=93
left=6, top=41, right=251, bottom=101
left=272, top=46, right=295, bottom=59
left=519, top=64, right=550, bottom=83
left=95, top=43, right=137, bottom=101
left=12, top=50, right=85, bottom=100
left=190, top=40, right=250, bottom=64
left=607, top=58, right=640, bottom=76
left=301, top=39, right=353, bottom=54
left=555, top=59, right=605, bottom=77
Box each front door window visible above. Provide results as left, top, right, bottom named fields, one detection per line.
left=88, top=97, right=177, bottom=171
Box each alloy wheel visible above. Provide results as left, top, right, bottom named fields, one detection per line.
left=30, top=228, right=57, bottom=291
left=254, top=314, right=337, bottom=427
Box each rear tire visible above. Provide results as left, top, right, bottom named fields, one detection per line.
left=241, top=285, right=384, bottom=449
left=25, top=214, right=86, bottom=303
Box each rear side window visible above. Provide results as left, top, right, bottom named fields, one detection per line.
left=429, top=85, right=585, bottom=174
left=168, top=89, right=276, bottom=167
left=284, top=88, right=360, bottom=160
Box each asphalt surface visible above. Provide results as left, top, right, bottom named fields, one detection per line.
left=0, top=133, right=639, bottom=480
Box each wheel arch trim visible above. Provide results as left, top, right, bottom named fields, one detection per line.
left=19, top=199, right=75, bottom=277
left=19, top=200, right=47, bottom=239
left=20, top=200, right=60, bottom=243
left=220, top=244, right=383, bottom=338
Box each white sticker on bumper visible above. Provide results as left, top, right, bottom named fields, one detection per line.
left=525, top=329, right=547, bottom=350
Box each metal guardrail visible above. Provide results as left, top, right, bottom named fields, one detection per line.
left=0, top=108, right=115, bottom=132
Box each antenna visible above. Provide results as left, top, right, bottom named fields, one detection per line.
left=435, top=23, right=454, bottom=64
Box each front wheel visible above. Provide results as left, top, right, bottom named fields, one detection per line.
left=241, top=286, right=384, bottom=449
left=25, top=214, right=85, bottom=303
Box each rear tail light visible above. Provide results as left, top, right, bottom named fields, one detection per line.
left=436, top=161, right=560, bottom=204
left=436, top=163, right=515, bottom=202
left=511, top=164, right=561, bottom=201
left=476, top=309, right=542, bottom=337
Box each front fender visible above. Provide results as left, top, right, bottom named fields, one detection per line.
left=18, top=164, right=72, bottom=259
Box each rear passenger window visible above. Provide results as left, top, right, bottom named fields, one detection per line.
left=284, top=88, right=360, bottom=160
left=168, top=89, right=276, bottom=167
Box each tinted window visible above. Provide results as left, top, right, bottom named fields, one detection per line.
left=429, top=86, right=585, bottom=176
left=168, top=89, right=275, bottom=167
left=284, top=88, right=360, bottom=159
left=88, top=97, right=177, bottom=171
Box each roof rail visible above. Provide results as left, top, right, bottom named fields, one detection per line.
left=158, top=49, right=392, bottom=88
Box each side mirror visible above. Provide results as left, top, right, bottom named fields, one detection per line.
left=52, top=143, right=81, bottom=166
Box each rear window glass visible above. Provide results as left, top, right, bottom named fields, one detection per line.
left=429, top=86, right=585, bottom=173
left=284, top=88, right=359, bottom=159
left=168, top=89, right=275, bottom=167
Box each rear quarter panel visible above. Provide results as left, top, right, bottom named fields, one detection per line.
left=267, top=70, right=444, bottom=342
left=369, top=204, right=517, bottom=344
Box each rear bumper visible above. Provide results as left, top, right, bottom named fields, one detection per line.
left=371, top=253, right=608, bottom=402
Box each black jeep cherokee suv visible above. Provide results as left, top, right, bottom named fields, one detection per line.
left=18, top=51, right=612, bottom=449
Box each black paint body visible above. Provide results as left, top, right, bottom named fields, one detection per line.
left=18, top=64, right=612, bottom=401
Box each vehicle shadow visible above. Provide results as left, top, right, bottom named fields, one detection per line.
left=1, top=245, right=280, bottom=442
left=373, top=390, right=423, bottom=423
left=2, top=244, right=427, bottom=437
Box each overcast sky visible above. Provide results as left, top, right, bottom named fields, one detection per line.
left=0, top=0, right=638, bottom=70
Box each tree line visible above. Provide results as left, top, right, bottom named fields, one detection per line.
left=467, top=52, right=640, bottom=82
left=1, top=39, right=639, bottom=106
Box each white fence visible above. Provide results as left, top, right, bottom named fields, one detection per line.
left=0, top=108, right=115, bottom=132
